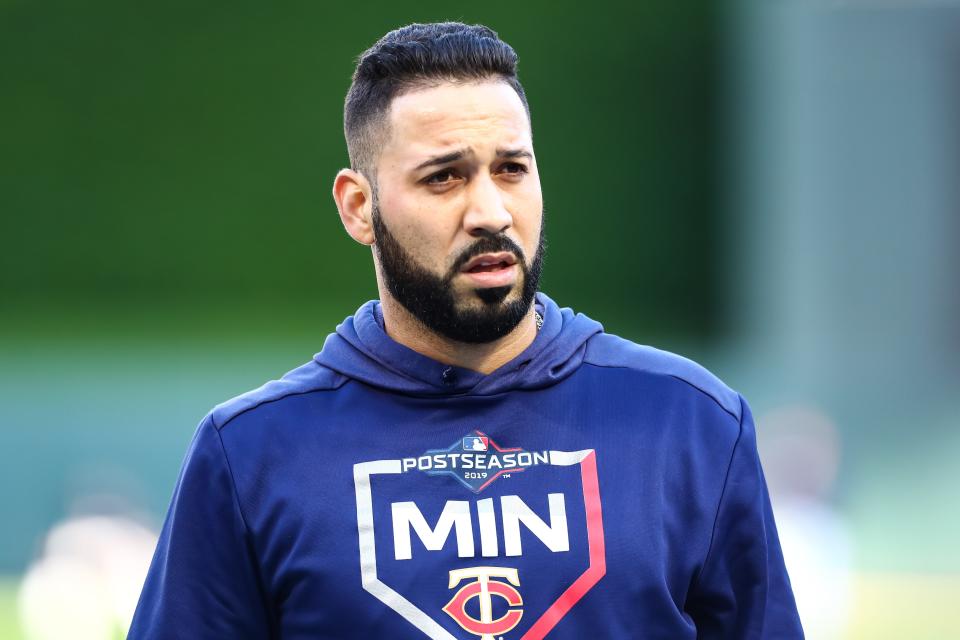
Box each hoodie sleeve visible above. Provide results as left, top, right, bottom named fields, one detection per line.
left=685, top=396, right=805, bottom=639
left=129, top=414, right=273, bottom=639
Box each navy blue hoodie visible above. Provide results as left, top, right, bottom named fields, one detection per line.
left=130, top=293, right=803, bottom=639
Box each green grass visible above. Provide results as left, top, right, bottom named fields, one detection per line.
left=0, top=578, right=23, bottom=640
left=847, top=572, right=960, bottom=639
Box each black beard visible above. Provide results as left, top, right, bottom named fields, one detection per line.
left=371, top=206, right=544, bottom=344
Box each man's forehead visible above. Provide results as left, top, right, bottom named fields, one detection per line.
left=384, top=81, right=532, bottom=161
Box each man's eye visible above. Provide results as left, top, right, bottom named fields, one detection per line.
left=425, top=169, right=459, bottom=185
left=499, top=162, right=528, bottom=176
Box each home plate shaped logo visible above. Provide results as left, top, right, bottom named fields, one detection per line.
left=354, top=447, right=606, bottom=639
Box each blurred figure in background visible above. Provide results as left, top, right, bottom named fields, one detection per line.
left=18, top=513, right=156, bottom=640
left=758, top=405, right=853, bottom=639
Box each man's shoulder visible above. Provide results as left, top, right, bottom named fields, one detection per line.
left=208, top=358, right=347, bottom=431
left=583, top=332, right=742, bottom=422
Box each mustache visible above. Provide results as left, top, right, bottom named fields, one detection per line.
left=446, top=234, right=526, bottom=280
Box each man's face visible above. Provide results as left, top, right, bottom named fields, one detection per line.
left=371, top=80, right=544, bottom=343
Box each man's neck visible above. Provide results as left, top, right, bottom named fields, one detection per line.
left=378, top=294, right=538, bottom=375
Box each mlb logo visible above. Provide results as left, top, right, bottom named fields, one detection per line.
left=462, top=436, right=488, bottom=451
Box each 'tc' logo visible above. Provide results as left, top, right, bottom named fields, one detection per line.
left=442, top=567, right=524, bottom=640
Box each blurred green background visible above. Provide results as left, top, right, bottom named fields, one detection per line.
left=1, top=0, right=958, bottom=638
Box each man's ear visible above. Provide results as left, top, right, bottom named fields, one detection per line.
left=332, top=168, right=375, bottom=245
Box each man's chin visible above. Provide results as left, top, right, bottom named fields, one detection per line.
left=472, top=284, right=514, bottom=305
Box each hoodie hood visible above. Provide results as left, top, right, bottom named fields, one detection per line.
left=313, top=292, right=603, bottom=397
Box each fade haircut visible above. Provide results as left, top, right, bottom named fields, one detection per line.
left=343, top=22, right=530, bottom=182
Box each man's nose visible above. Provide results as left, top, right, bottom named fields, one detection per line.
left=462, top=174, right=513, bottom=236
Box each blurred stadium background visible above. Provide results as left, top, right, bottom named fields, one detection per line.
left=1, top=0, right=958, bottom=637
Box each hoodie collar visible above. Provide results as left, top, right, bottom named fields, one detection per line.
left=314, top=292, right=603, bottom=397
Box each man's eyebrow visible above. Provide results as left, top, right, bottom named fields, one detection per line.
left=413, top=148, right=471, bottom=171
left=496, top=148, right=533, bottom=160
left=412, top=147, right=532, bottom=171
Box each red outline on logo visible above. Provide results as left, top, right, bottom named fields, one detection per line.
left=520, top=450, right=606, bottom=640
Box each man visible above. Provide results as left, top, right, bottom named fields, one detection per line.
left=130, top=22, right=803, bottom=639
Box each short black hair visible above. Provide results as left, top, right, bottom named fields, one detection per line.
left=343, top=22, right=530, bottom=181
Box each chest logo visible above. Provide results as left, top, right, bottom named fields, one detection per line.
left=355, top=448, right=606, bottom=639
left=443, top=567, right=523, bottom=640
left=401, top=430, right=550, bottom=493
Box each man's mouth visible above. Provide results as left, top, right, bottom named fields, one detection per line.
left=459, top=252, right=519, bottom=289
left=461, top=252, right=518, bottom=273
